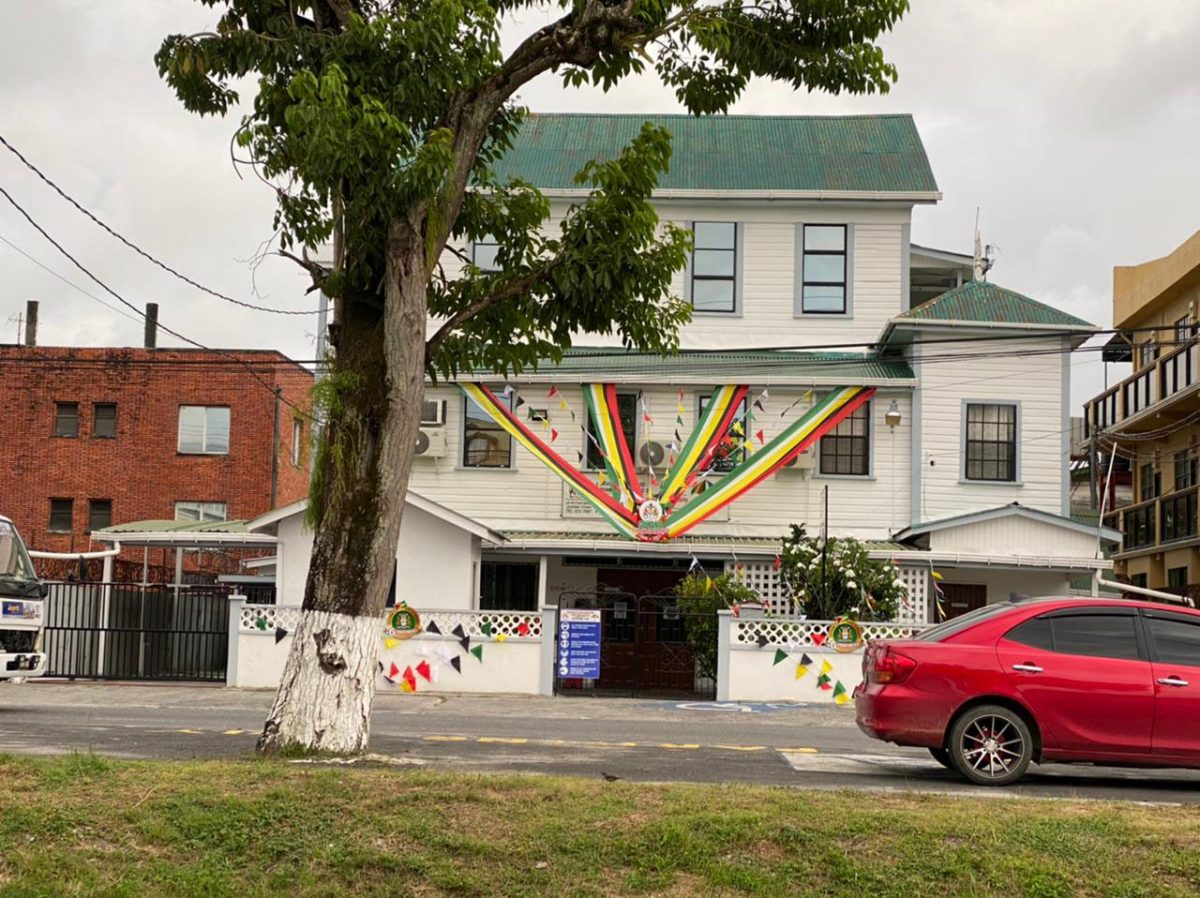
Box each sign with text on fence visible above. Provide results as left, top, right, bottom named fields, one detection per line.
left=558, top=608, right=601, bottom=679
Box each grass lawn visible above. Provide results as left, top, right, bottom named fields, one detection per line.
left=0, top=755, right=1198, bottom=897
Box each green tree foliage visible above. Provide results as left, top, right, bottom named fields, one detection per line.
left=674, top=571, right=758, bottom=679
left=155, top=0, right=911, bottom=752
left=778, top=525, right=905, bottom=621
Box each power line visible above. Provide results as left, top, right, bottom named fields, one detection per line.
left=0, top=133, right=322, bottom=317
left=0, top=184, right=309, bottom=416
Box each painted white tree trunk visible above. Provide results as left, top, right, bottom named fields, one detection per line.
left=258, top=610, right=381, bottom=754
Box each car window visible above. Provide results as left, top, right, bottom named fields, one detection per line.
left=1050, top=614, right=1140, bottom=661
left=1148, top=616, right=1200, bottom=667
left=1005, top=615, right=1054, bottom=651
left=914, top=603, right=1014, bottom=641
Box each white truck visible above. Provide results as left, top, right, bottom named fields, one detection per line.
left=0, top=515, right=47, bottom=678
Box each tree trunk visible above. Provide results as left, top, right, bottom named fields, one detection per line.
left=258, top=220, right=428, bottom=754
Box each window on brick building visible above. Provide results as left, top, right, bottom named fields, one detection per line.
left=54, top=402, right=79, bottom=437
left=49, top=499, right=73, bottom=533
left=93, top=403, right=117, bottom=438
left=88, top=500, right=112, bottom=532
left=292, top=419, right=303, bottom=467
left=178, top=406, right=230, bottom=454
left=175, top=501, right=227, bottom=523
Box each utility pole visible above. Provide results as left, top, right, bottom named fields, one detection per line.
left=820, top=484, right=829, bottom=610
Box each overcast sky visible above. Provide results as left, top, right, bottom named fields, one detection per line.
left=3, top=1, right=1198, bottom=410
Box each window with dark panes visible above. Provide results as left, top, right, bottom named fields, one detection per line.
left=801, top=225, right=848, bottom=313
left=1005, top=615, right=1055, bottom=652
left=93, top=403, right=117, bottom=438
left=690, top=222, right=737, bottom=313
left=1161, top=489, right=1197, bottom=542
left=463, top=394, right=513, bottom=468
left=49, top=499, right=73, bottom=533
left=88, top=499, right=112, bottom=532
left=1168, top=567, right=1189, bottom=589
left=478, top=561, right=538, bottom=611
left=472, top=235, right=501, bottom=273
left=820, top=402, right=870, bottom=476
left=1148, top=616, right=1200, bottom=667
left=1130, top=573, right=1148, bottom=589
left=964, top=403, right=1017, bottom=482
left=1140, top=463, right=1161, bottom=501
left=1176, top=316, right=1195, bottom=346
left=586, top=392, right=637, bottom=470
left=54, top=402, right=79, bottom=437
left=1049, top=614, right=1140, bottom=661
left=699, top=393, right=748, bottom=473
left=1175, top=450, right=1197, bottom=491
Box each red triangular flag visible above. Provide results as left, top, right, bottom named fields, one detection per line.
left=388, top=662, right=400, bottom=680
left=773, top=555, right=782, bottom=571
left=550, top=428, right=559, bottom=443
left=755, top=429, right=764, bottom=445
left=812, top=633, right=826, bottom=647
left=415, top=660, right=432, bottom=682
left=547, top=386, right=559, bottom=398
left=402, top=665, right=417, bottom=691
left=517, top=621, right=531, bottom=637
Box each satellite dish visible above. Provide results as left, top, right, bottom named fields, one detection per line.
left=639, top=441, right=666, bottom=467
left=414, top=430, right=430, bottom=454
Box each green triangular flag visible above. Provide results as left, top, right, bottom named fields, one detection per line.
left=816, top=673, right=831, bottom=688
left=832, top=681, right=847, bottom=698
left=480, top=622, right=493, bottom=637
left=772, top=648, right=788, bottom=666
left=471, top=645, right=483, bottom=662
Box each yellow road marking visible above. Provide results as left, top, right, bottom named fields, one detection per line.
left=713, top=744, right=767, bottom=752
left=583, top=741, right=639, bottom=748
left=223, top=729, right=245, bottom=736
left=478, top=737, right=528, bottom=745
left=176, top=729, right=202, bottom=735
left=779, top=747, right=819, bottom=754
left=423, top=735, right=468, bottom=742
left=658, top=743, right=701, bottom=750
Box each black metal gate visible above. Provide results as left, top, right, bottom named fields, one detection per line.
left=41, top=582, right=231, bottom=681
left=555, top=588, right=716, bottom=698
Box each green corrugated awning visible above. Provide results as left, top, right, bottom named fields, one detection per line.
left=494, top=113, right=939, bottom=196
left=896, top=281, right=1095, bottom=329
left=96, top=519, right=251, bottom=535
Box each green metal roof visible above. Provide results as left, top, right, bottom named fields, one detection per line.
left=494, top=114, right=939, bottom=195
left=498, top=531, right=912, bottom=556
left=485, top=348, right=913, bottom=382
left=896, top=281, right=1095, bottom=329
left=96, top=519, right=250, bottom=535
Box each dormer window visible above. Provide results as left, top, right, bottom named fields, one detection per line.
left=689, top=222, right=738, bottom=313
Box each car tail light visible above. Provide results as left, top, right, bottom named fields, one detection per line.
left=868, top=647, right=917, bottom=685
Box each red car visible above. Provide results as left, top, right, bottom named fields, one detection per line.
left=855, top=597, right=1200, bottom=785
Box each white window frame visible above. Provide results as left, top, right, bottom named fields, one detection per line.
left=471, top=235, right=502, bottom=273
left=460, top=393, right=516, bottom=470
left=178, top=406, right=231, bottom=455
left=291, top=419, right=303, bottom=467
left=174, top=501, right=228, bottom=523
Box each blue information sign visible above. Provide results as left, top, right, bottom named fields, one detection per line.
left=558, top=608, right=602, bottom=679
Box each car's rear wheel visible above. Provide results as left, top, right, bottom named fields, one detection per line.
left=928, top=747, right=953, bottom=769
left=948, top=705, right=1033, bottom=786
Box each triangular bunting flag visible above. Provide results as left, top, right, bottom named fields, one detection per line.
left=550, top=428, right=559, bottom=443
left=795, top=663, right=809, bottom=680
left=402, top=665, right=417, bottom=691
left=577, top=450, right=584, bottom=463
left=819, top=659, right=834, bottom=675
left=399, top=680, right=414, bottom=692
left=548, top=386, right=559, bottom=398
left=450, top=655, right=462, bottom=673
left=459, top=635, right=471, bottom=651
left=425, top=621, right=441, bottom=635
left=756, top=634, right=770, bottom=648
left=812, top=632, right=826, bottom=647
left=515, top=395, right=526, bottom=408
left=274, top=627, right=289, bottom=644
left=816, top=672, right=831, bottom=689
left=799, top=653, right=814, bottom=667
left=384, top=637, right=399, bottom=649
left=451, top=624, right=466, bottom=638
left=377, top=661, right=384, bottom=674
left=833, top=682, right=850, bottom=704
left=773, top=555, right=782, bottom=571
left=755, top=429, right=765, bottom=445
left=517, top=621, right=531, bottom=637
left=559, top=397, right=569, bottom=410
left=388, top=662, right=400, bottom=681
left=753, top=399, right=764, bottom=412
left=480, top=621, right=493, bottom=637
left=415, top=660, right=432, bottom=682
left=675, top=414, right=684, bottom=426
left=820, top=680, right=834, bottom=692
left=471, top=645, right=484, bottom=662
left=496, top=633, right=508, bottom=643
left=772, top=648, right=788, bottom=665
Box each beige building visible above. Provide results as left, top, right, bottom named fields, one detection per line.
left=1086, top=229, right=1200, bottom=593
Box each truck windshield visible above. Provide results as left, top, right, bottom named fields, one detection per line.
left=0, top=521, right=37, bottom=582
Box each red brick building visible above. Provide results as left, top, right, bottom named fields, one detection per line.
left=0, top=344, right=313, bottom=555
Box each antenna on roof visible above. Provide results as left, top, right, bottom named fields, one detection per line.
left=972, top=208, right=996, bottom=281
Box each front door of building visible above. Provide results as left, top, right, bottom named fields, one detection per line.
left=939, top=583, right=987, bottom=621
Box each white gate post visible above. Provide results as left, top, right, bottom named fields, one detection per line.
left=538, top=605, right=557, bottom=696
left=226, top=595, right=246, bottom=687
left=716, top=609, right=732, bottom=702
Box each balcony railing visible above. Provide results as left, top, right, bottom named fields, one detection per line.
left=1086, top=340, right=1200, bottom=435
left=1111, top=486, right=1200, bottom=554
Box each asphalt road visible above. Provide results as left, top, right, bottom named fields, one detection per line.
left=3, top=682, right=1200, bottom=803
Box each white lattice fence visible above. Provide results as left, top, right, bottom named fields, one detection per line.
left=237, top=605, right=541, bottom=639
left=730, top=561, right=794, bottom=615
left=240, top=605, right=301, bottom=633
left=895, top=565, right=930, bottom=624
left=732, top=617, right=927, bottom=648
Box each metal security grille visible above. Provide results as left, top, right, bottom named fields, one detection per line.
left=42, top=582, right=231, bottom=681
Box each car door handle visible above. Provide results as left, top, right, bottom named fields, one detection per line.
left=1157, top=676, right=1190, bottom=687
left=1012, top=663, right=1043, bottom=673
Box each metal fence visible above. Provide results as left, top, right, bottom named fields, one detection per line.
left=42, top=582, right=231, bottom=682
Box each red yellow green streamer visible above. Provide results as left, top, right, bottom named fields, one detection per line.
left=659, top=384, right=748, bottom=506
left=460, top=384, right=637, bottom=537
left=582, top=384, right=643, bottom=511
left=658, top=386, right=875, bottom=540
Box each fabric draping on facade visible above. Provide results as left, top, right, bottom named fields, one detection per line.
left=662, top=386, right=875, bottom=539
left=659, top=383, right=748, bottom=507
left=459, top=383, right=638, bottom=537
left=582, top=383, right=643, bottom=511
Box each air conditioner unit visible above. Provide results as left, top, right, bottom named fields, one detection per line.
left=637, top=440, right=666, bottom=470
left=779, top=448, right=815, bottom=474
left=414, top=426, right=447, bottom=458
left=420, top=399, right=447, bottom=425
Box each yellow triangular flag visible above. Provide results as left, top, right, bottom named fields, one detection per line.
left=384, top=637, right=399, bottom=649
left=820, top=659, right=833, bottom=675
left=597, top=472, right=607, bottom=484
left=802, top=389, right=813, bottom=401
left=834, top=691, right=851, bottom=705
left=932, top=571, right=944, bottom=581
left=399, top=680, right=414, bottom=693
left=559, top=397, right=569, bottom=410
left=496, top=633, right=508, bottom=643
left=795, top=664, right=809, bottom=680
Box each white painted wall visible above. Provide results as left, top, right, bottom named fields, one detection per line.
left=928, top=516, right=1097, bottom=559
left=724, top=645, right=865, bottom=705
left=273, top=504, right=480, bottom=609
left=914, top=337, right=1066, bottom=523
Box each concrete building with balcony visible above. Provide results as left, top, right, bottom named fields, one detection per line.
left=1085, top=229, right=1200, bottom=593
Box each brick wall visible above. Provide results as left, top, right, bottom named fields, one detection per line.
left=0, top=346, right=313, bottom=553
